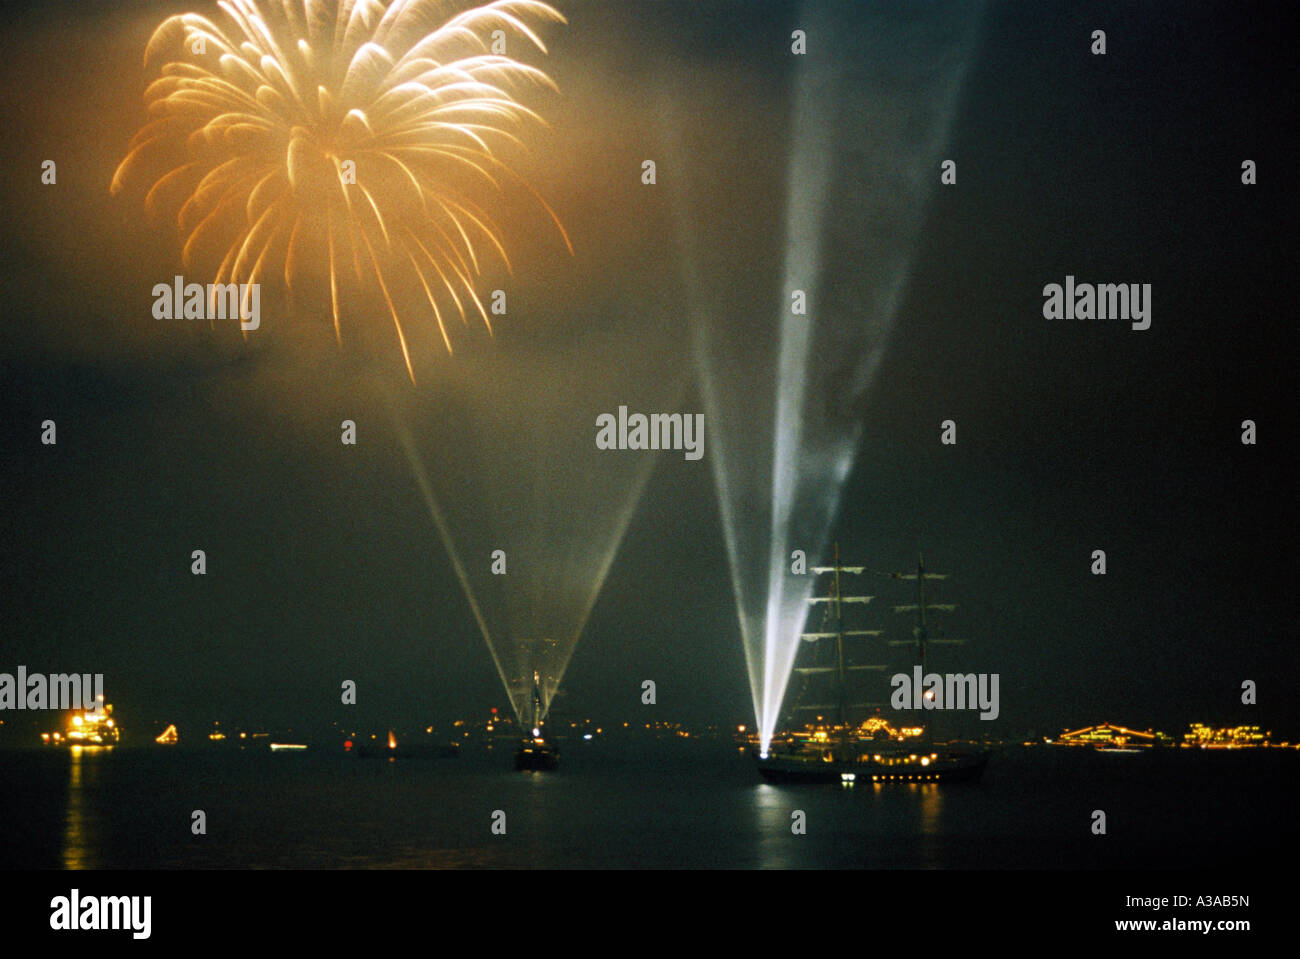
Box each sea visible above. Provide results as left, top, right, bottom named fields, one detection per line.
left=1, top=742, right=1292, bottom=870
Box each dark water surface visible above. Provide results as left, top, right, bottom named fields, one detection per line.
left=2, top=744, right=1291, bottom=869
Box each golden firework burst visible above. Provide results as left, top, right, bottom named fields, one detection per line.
left=112, top=0, right=570, bottom=377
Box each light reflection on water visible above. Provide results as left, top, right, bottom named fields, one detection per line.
left=917, top=783, right=945, bottom=869
left=12, top=746, right=1277, bottom=869
left=753, top=782, right=796, bottom=868
left=62, top=745, right=109, bottom=870
left=754, top=775, right=952, bottom=869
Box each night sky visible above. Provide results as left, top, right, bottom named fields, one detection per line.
left=1, top=0, right=1295, bottom=740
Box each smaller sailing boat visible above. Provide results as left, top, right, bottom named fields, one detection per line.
left=754, top=548, right=990, bottom=784
left=514, top=671, right=559, bottom=771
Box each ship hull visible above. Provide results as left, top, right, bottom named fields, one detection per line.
left=514, top=741, right=559, bottom=771
left=754, top=748, right=990, bottom=784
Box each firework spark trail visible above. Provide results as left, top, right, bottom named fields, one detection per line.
left=112, top=0, right=570, bottom=378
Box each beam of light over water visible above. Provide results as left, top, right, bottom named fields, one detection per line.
left=677, top=2, right=984, bottom=754
left=385, top=386, right=511, bottom=701
left=387, top=329, right=682, bottom=723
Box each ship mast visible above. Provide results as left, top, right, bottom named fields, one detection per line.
left=888, top=552, right=962, bottom=740
left=530, top=670, right=543, bottom=736
left=833, top=543, right=846, bottom=726
left=792, top=543, right=885, bottom=751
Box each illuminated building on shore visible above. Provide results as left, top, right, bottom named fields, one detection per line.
left=857, top=716, right=924, bottom=741
left=1053, top=722, right=1174, bottom=748
left=1184, top=723, right=1270, bottom=748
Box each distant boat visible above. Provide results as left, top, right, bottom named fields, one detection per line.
left=42, top=699, right=119, bottom=747
left=514, top=736, right=559, bottom=771
left=349, top=731, right=459, bottom=759
left=755, top=547, right=991, bottom=785
left=514, top=670, right=559, bottom=771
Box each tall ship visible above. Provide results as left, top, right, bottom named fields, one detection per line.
left=514, top=670, right=559, bottom=771
left=753, top=547, right=990, bottom=784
